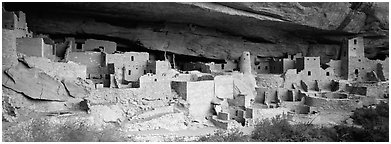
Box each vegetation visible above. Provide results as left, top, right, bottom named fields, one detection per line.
left=3, top=117, right=133, bottom=142
left=4, top=102, right=388, bottom=142
left=197, top=128, right=251, bottom=142
left=198, top=102, right=389, bottom=142
left=251, top=114, right=336, bottom=142
left=334, top=101, right=389, bottom=142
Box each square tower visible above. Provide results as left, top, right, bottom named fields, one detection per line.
left=295, top=57, right=320, bottom=73
left=341, top=37, right=366, bottom=81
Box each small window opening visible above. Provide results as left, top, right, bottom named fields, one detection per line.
left=222, top=64, right=225, bottom=70
left=358, top=59, right=361, bottom=62
left=265, top=66, right=268, bottom=70
left=144, top=70, right=146, bottom=74
left=354, top=39, right=357, bottom=44
left=354, top=69, right=359, bottom=75
left=76, top=43, right=83, bottom=50
left=258, top=66, right=261, bottom=70
left=308, top=71, right=311, bottom=76
left=131, top=56, right=134, bottom=61
left=326, top=72, right=330, bottom=76
left=128, top=70, right=131, bottom=75
left=353, top=48, right=356, bottom=50
left=154, top=79, right=157, bottom=82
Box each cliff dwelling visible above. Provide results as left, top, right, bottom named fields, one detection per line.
left=1, top=2, right=389, bottom=142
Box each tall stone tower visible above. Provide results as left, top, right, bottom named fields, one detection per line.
left=240, top=51, right=252, bottom=74
left=341, top=37, right=366, bottom=81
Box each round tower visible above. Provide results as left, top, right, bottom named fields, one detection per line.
left=239, top=51, right=252, bottom=74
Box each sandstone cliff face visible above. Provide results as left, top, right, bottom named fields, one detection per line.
left=4, top=2, right=388, bottom=61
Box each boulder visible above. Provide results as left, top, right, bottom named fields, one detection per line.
left=2, top=62, right=71, bottom=101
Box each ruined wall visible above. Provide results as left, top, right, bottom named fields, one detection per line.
left=286, top=57, right=336, bottom=91
left=307, top=44, right=340, bottom=64
left=205, top=60, right=237, bottom=73
left=255, top=74, right=283, bottom=103
left=233, top=73, right=257, bottom=107
left=171, top=73, right=198, bottom=82
left=207, top=63, right=223, bottom=72
left=54, top=41, right=68, bottom=58
left=171, top=81, right=188, bottom=100
left=182, top=62, right=211, bottom=73
left=3, top=10, right=31, bottom=38
left=254, top=58, right=270, bottom=74
left=105, top=52, right=149, bottom=66
left=106, top=52, right=149, bottom=82
left=146, top=60, right=171, bottom=75
left=15, top=11, right=27, bottom=31
left=185, top=80, right=215, bottom=121
left=83, top=39, right=116, bottom=54
left=269, top=59, right=283, bottom=74
left=23, top=56, right=87, bottom=80
left=43, top=43, right=55, bottom=60
left=139, top=74, right=171, bottom=99
left=351, top=82, right=389, bottom=98
left=2, top=10, right=17, bottom=30
left=282, top=58, right=295, bottom=73
left=16, top=38, right=44, bottom=57
left=380, top=57, right=389, bottom=80
left=14, top=11, right=30, bottom=38
left=2, top=29, right=18, bottom=70
left=348, top=57, right=377, bottom=81
left=325, top=60, right=342, bottom=77
left=366, top=83, right=389, bottom=98
left=67, top=52, right=105, bottom=81
left=123, top=63, right=147, bottom=82
left=69, top=38, right=86, bottom=52
left=214, top=75, right=234, bottom=99
left=297, top=57, right=321, bottom=90
left=304, top=96, right=363, bottom=111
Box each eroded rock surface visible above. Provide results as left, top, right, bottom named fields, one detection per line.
left=3, top=2, right=388, bottom=60
left=3, top=62, right=70, bottom=101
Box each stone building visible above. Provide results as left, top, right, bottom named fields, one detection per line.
left=2, top=10, right=32, bottom=38
left=106, top=52, right=149, bottom=83
left=16, top=37, right=56, bottom=60
left=69, top=38, right=117, bottom=54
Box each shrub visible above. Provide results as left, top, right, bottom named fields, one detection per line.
left=197, top=128, right=251, bottom=142
left=251, top=114, right=335, bottom=142
left=336, top=101, right=389, bottom=142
